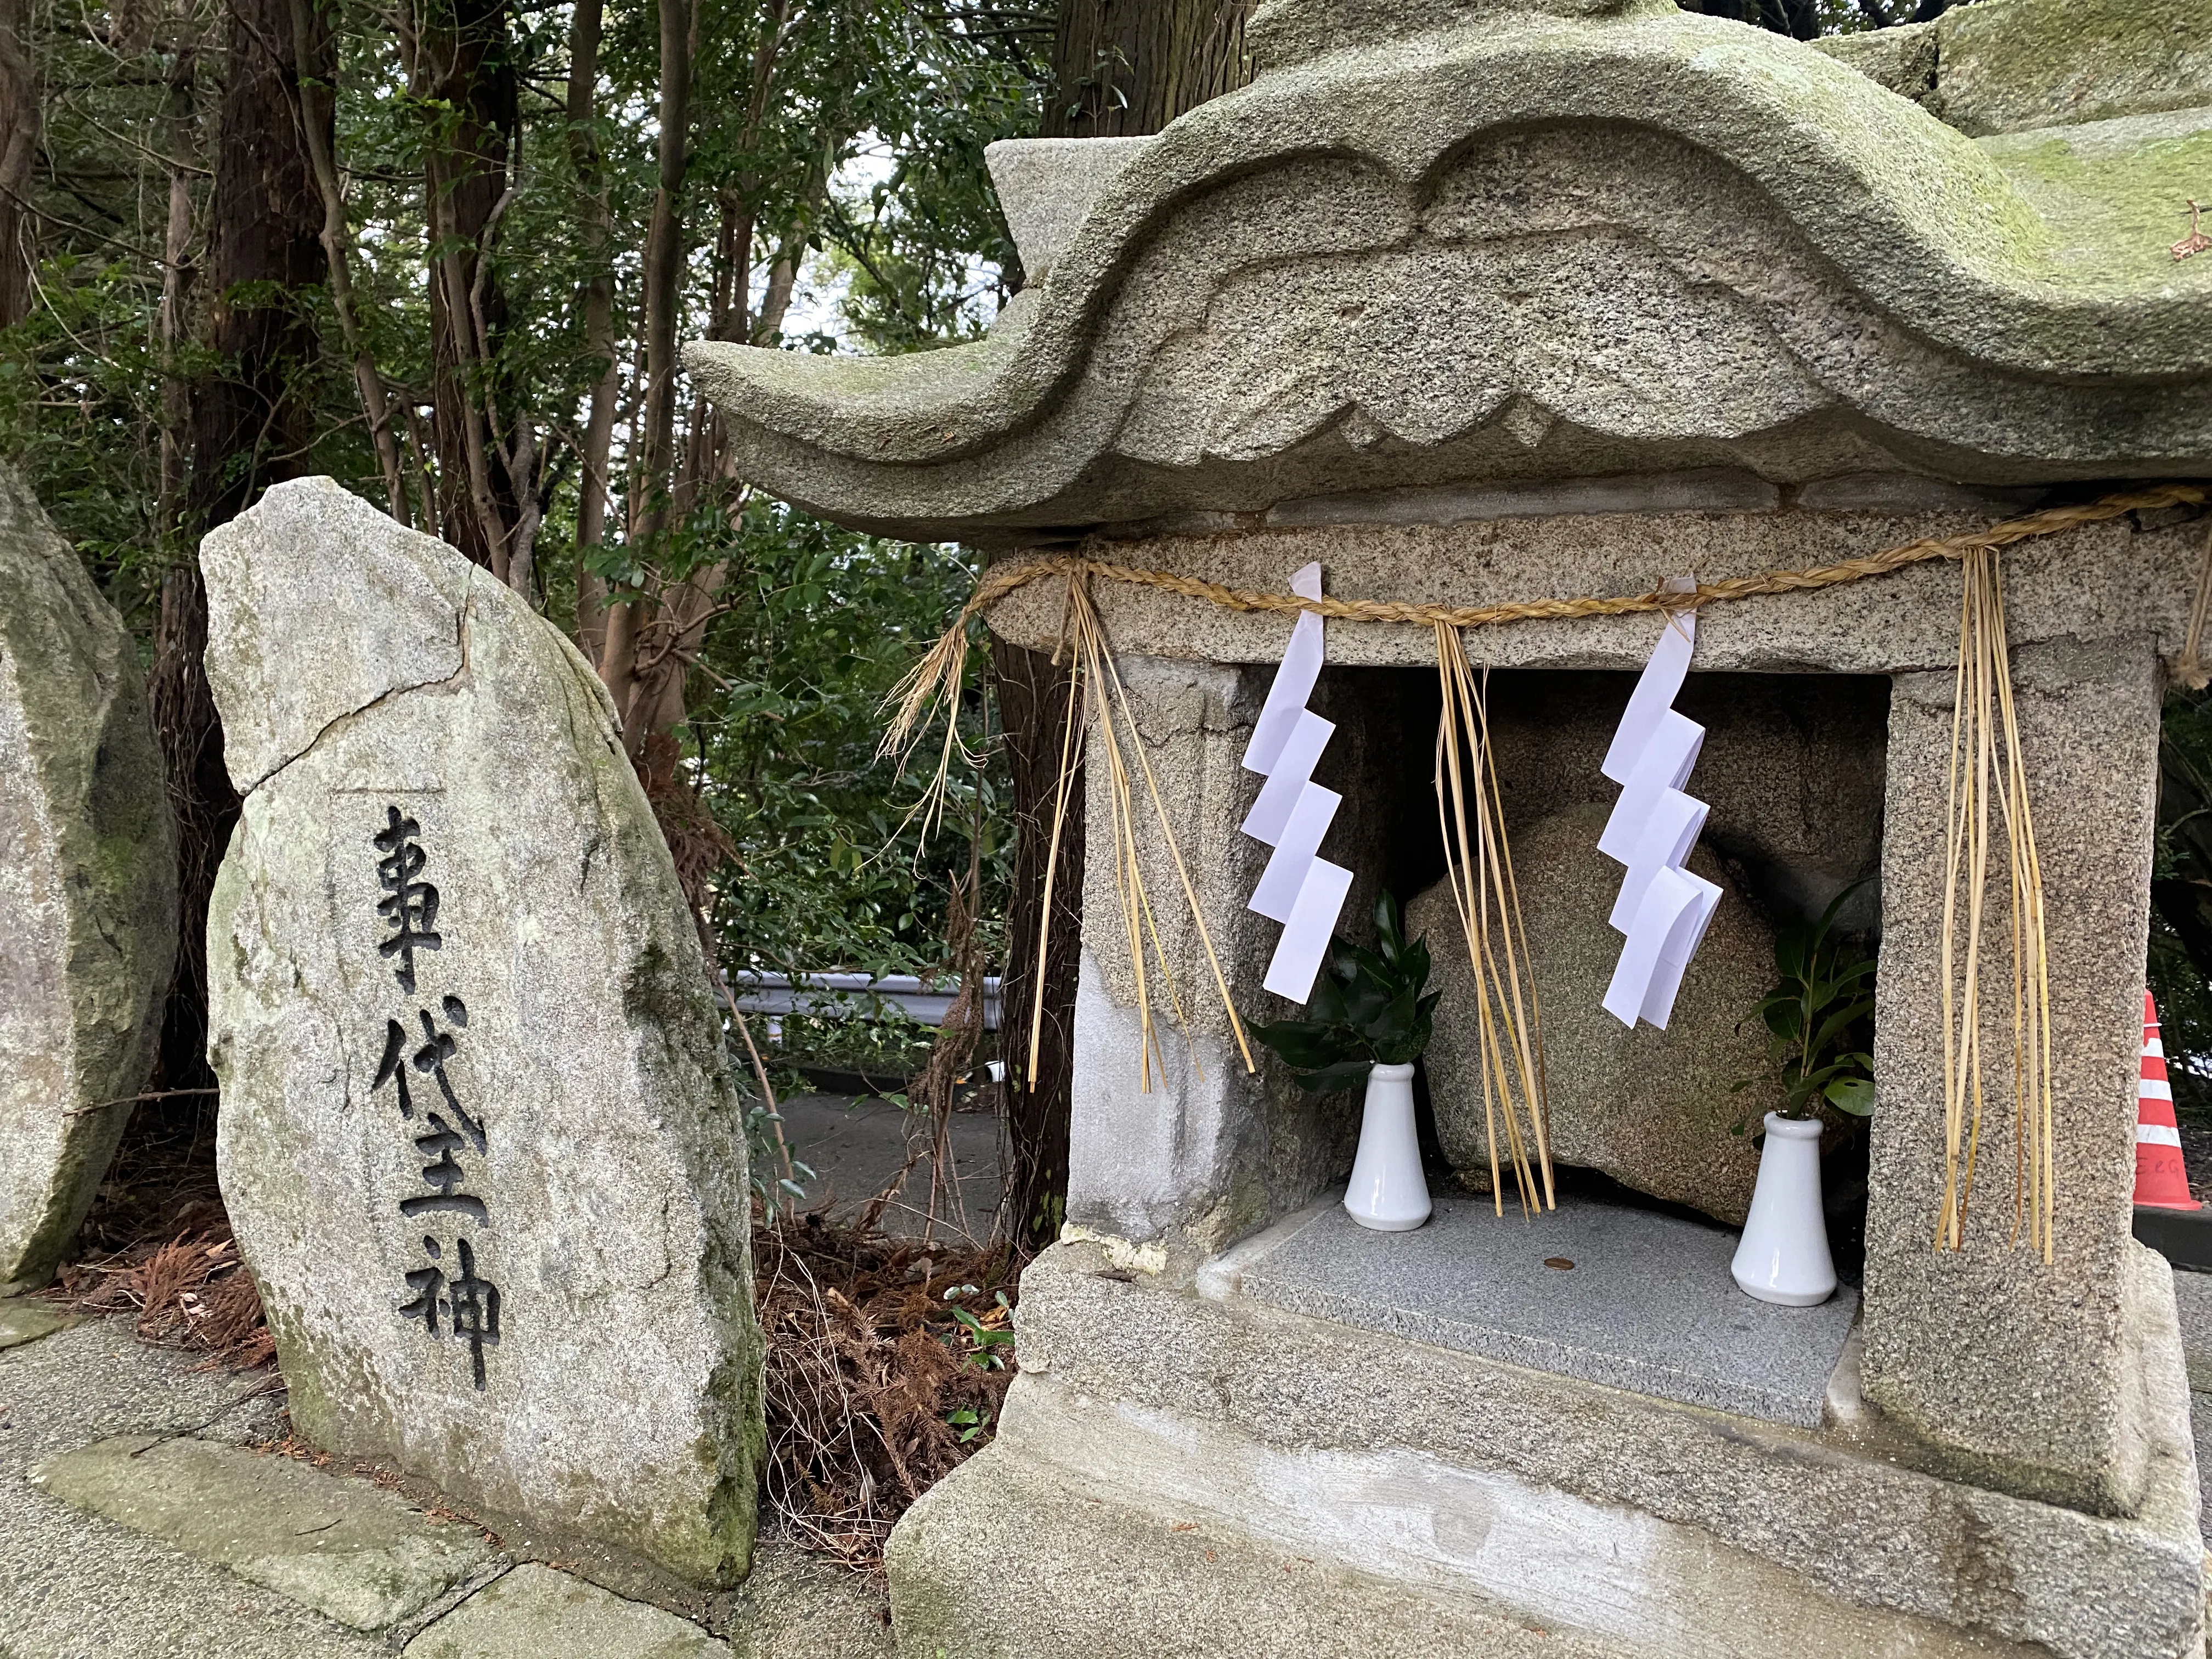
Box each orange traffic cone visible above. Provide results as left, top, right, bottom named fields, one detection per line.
left=2136, top=990, right=2200, bottom=1211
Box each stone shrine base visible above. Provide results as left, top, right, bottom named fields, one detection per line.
left=888, top=1210, right=2205, bottom=1659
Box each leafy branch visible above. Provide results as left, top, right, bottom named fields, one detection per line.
left=1246, top=890, right=1439, bottom=1093
left=1739, top=883, right=1877, bottom=1122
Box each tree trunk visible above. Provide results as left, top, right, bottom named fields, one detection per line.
left=994, top=639, right=1087, bottom=1249
left=1045, top=0, right=1255, bottom=138
left=569, top=0, right=619, bottom=665
left=998, top=0, right=1261, bottom=1252
left=288, top=0, right=404, bottom=522
left=597, top=0, right=693, bottom=773
left=0, top=0, right=37, bottom=330
left=627, top=0, right=691, bottom=550
left=184, top=0, right=327, bottom=535
left=157, top=0, right=329, bottom=1103
left=157, top=43, right=198, bottom=527
left=412, top=0, right=519, bottom=574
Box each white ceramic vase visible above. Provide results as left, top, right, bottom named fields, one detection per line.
left=1344, top=1062, right=1431, bottom=1232
left=1730, top=1112, right=1837, bottom=1306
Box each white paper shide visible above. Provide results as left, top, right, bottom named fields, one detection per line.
left=1599, top=592, right=1719, bottom=1029
left=1242, top=563, right=1353, bottom=1005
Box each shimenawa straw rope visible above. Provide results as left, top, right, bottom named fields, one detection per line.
left=883, top=482, right=2206, bottom=1253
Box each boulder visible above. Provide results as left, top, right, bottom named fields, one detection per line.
left=0, top=465, right=176, bottom=1293
left=1410, top=804, right=1781, bottom=1226
left=202, top=478, right=762, bottom=1585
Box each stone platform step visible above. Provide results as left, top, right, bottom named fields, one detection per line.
left=1217, top=1194, right=1858, bottom=1426
left=889, top=1406, right=2041, bottom=1659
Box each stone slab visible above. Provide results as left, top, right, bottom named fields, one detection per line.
left=2175, top=1268, right=2212, bottom=1393
left=1231, top=1194, right=1857, bottom=1427
left=31, top=1434, right=494, bottom=1630
left=889, top=1400, right=2040, bottom=1659
left=0, top=1302, right=71, bottom=1352
left=0, top=464, right=176, bottom=1293
left=202, top=478, right=764, bottom=1585
left=403, top=1564, right=727, bottom=1659
left=716, top=1544, right=894, bottom=1659
left=0, top=1317, right=374, bottom=1657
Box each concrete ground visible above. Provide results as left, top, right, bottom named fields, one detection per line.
left=0, top=1307, right=893, bottom=1658
left=2170, top=1265, right=2212, bottom=1544
left=778, top=1093, right=1002, bottom=1245
left=0, top=1094, right=1003, bottom=1658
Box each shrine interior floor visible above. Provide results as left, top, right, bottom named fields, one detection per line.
left=1231, top=1194, right=1860, bottom=1428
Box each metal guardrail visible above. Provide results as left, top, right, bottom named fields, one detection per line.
left=727, top=970, right=1003, bottom=1031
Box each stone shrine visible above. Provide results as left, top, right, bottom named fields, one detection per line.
left=202, top=478, right=763, bottom=1585
left=0, top=464, right=176, bottom=1295
left=689, top=0, right=2212, bottom=1653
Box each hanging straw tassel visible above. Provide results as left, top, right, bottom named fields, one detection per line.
left=1434, top=623, right=1555, bottom=1216
left=884, top=572, right=1252, bottom=1095
left=1935, top=546, right=2056, bottom=1262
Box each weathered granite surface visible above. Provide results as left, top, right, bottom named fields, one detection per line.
left=202, top=478, right=763, bottom=1585
left=1861, top=636, right=2166, bottom=1515
left=1815, top=0, right=2212, bottom=134
left=985, top=138, right=1152, bottom=282
left=0, top=465, right=177, bottom=1295
left=687, top=3, right=2212, bottom=544
left=883, top=1239, right=2202, bottom=1659
left=400, top=1564, right=729, bottom=1659
left=1231, top=1194, right=1857, bottom=1425
left=983, top=504, right=2208, bottom=683
left=1410, top=808, right=1777, bottom=1226
left=33, top=1434, right=495, bottom=1630
left=1935, top=0, right=2211, bottom=136
left=1064, top=654, right=1428, bottom=1267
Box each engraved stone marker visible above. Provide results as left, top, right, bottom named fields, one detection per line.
left=0, top=464, right=177, bottom=1293
left=203, top=478, right=762, bottom=1584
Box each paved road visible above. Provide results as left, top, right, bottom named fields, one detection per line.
left=775, top=1094, right=1003, bottom=1245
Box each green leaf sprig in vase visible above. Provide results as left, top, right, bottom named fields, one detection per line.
left=1746, top=883, right=1878, bottom=1123
left=1730, top=883, right=1876, bottom=1307
left=1249, top=892, right=1442, bottom=1232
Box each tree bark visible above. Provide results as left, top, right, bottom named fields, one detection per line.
left=411, top=0, right=520, bottom=575
left=1044, top=0, right=1255, bottom=138
left=157, top=43, right=198, bottom=528
left=626, top=0, right=691, bottom=550
left=569, top=0, right=618, bottom=665
left=998, top=0, right=1260, bottom=1251
left=159, top=0, right=329, bottom=1102
left=994, top=639, right=1087, bottom=1250
left=598, top=0, right=695, bottom=775
left=288, top=0, right=405, bottom=522
left=184, top=0, right=327, bottom=535
left=0, top=0, right=37, bottom=330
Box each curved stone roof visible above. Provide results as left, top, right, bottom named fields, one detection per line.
left=684, top=0, right=2212, bottom=544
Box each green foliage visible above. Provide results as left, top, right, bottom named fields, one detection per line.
left=687, top=496, right=1009, bottom=985
left=1742, top=884, right=1878, bottom=1122
left=1246, top=891, right=1440, bottom=1093
left=2154, top=686, right=2212, bottom=1120
left=6, top=0, right=1045, bottom=1074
